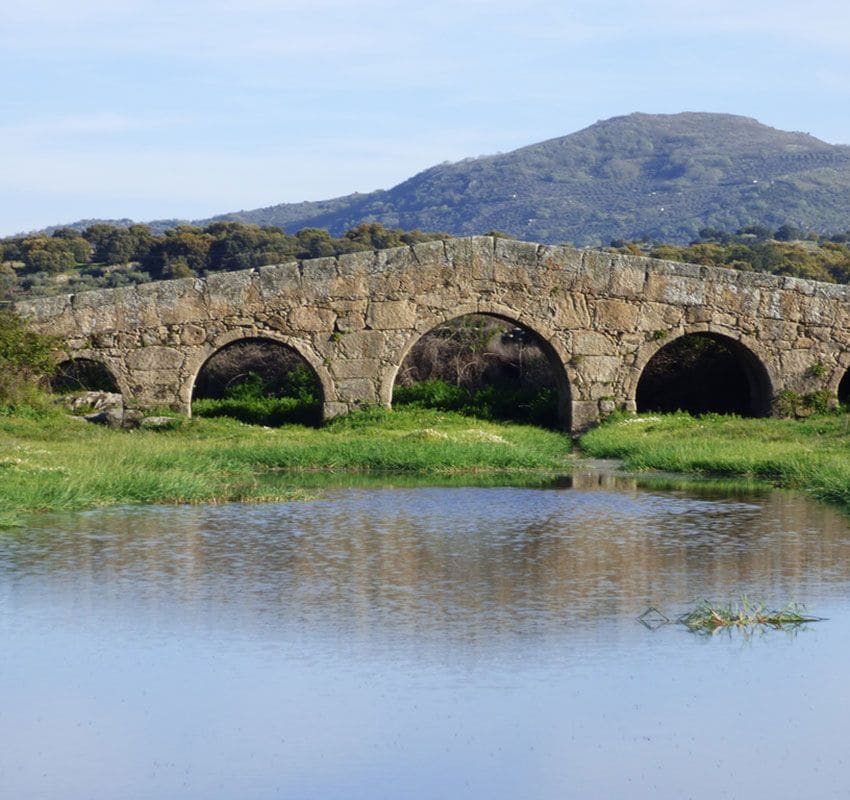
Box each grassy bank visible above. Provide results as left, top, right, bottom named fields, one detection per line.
left=579, top=412, right=850, bottom=510
left=0, top=405, right=571, bottom=527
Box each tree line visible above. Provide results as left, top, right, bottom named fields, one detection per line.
left=0, top=222, right=449, bottom=300
left=4, top=220, right=850, bottom=301
left=609, top=224, right=850, bottom=284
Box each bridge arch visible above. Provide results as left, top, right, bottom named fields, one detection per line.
left=631, top=327, right=776, bottom=417
left=838, top=368, right=850, bottom=407
left=184, top=331, right=334, bottom=421
left=383, top=304, right=573, bottom=430
left=51, top=355, right=124, bottom=396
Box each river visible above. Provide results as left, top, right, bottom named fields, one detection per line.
left=2, top=474, right=850, bottom=798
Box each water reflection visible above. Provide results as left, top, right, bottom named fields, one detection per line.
left=3, top=482, right=850, bottom=800
left=3, top=482, right=849, bottom=649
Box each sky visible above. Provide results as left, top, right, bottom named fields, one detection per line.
left=2, top=0, right=849, bottom=236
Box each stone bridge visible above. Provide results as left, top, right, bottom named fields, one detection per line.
left=15, top=236, right=850, bottom=432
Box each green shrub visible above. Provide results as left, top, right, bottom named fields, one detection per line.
left=772, top=389, right=835, bottom=418
left=192, top=395, right=321, bottom=427
left=193, top=368, right=322, bottom=426
left=394, top=379, right=471, bottom=410
left=393, top=378, right=559, bottom=428
left=0, top=311, right=56, bottom=409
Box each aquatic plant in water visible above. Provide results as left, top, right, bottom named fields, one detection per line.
left=679, top=597, right=822, bottom=633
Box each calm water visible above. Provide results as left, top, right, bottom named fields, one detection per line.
left=3, top=475, right=850, bottom=799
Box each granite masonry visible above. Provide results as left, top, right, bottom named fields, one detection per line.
left=15, top=236, right=850, bottom=433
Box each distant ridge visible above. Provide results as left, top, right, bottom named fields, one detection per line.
left=52, top=113, right=850, bottom=245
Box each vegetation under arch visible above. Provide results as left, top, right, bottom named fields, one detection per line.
left=391, top=313, right=571, bottom=430
left=191, top=337, right=323, bottom=426
left=50, top=358, right=119, bottom=394
left=636, top=332, right=772, bottom=417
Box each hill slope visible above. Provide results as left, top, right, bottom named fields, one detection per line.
left=205, top=112, right=850, bottom=245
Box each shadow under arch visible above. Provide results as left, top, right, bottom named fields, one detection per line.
left=190, top=335, right=326, bottom=426
left=387, top=312, right=572, bottom=430
left=636, top=332, right=773, bottom=416
left=51, top=357, right=120, bottom=394
left=839, top=369, right=850, bottom=407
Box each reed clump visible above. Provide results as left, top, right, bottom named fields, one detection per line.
left=680, top=598, right=822, bottom=633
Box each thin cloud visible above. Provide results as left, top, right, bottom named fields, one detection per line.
left=0, top=113, right=159, bottom=138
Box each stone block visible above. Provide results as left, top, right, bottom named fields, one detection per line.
left=367, top=300, right=417, bottom=330
left=646, top=273, right=705, bottom=305
left=17, top=294, right=73, bottom=333
left=334, top=311, right=366, bottom=332
left=800, top=299, right=832, bottom=326
left=638, top=302, right=683, bottom=331
left=609, top=262, right=646, bottom=298
left=145, top=279, right=207, bottom=326
left=806, top=325, right=833, bottom=342
left=337, top=251, right=373, bottom=277
left=336, top=378, right=379, bottom=404
left=323, top=401, right=349, bottom=418
left=179, top=324, right=207, bottom=346
left=594, top=298, right=640, bottom=331
left=572, top=331, right=614, bottom=356
left=205, top=271, right=257, bottom=319
left=327, top=274, right=367, bottom=301
left=570, top=400, right=601, bottom=433
left=266, top=315, right=288, bottom=332
left=411, top=240, right=447, bottom=266
left=538, top=244, right=582, bottom=276
left=492, top=260, right=530, bottom=286
left=780, top=349, right=818, bottom=377
left=551, top=294, right=591, bottom=329
left=337, top=330, right=387, bottom=359
left=300, top=257, right=338, bottom=288
left=576, top=251, right=614, bottom=293
left=495, top=238, right=538, bottom=267
left=782, top=276, right=816, bottom=296
left=329, top=359, right=380, bottom=379
left=684, top=307, right=713, bottom=325
left=289, top=307, right=335, bottom=332
left=420, top=289, right=466, bottom=312
left=759, top=320, right=798, bottom=342
left=576, top=356, right=621, bottom=382
left=127, top=346, right=183, bottom=371
left=257, top=262, right=301, bottom=298
left=598, top=398, right=617, bottom=416
left=814, top=283, right=850, bottom=301
left=140, top=329, right=166, bottom=346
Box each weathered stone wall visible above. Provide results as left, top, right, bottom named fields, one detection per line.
left=16, top=236, right=850, bottom=432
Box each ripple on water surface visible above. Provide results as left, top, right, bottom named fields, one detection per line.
left=2, top=484, right=850, bottom=799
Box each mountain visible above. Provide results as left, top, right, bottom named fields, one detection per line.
left=199, top=113, right=850, bottom=245
left=44, top=113, right=850, bottom=246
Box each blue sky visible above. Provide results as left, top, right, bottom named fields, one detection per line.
left=2, top=0, right=849, bottom=236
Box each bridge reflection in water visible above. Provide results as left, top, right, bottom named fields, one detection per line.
left=5, top=484, right=850, bottom=799
left=6, top=481, right=849, bottom=651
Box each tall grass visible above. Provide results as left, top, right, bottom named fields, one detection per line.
left=192, top=368, right=322, bottom=426
left=394, top=378, right=560, bottom=428
left=580, top=411, right=850, bottom=511
left=0, top=405, right=572, bottom=526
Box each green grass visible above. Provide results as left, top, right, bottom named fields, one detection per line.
left=679, top=598, right=822, bottom=633
left=579, top=411, right=850, bottom=511
left=0, top=404, right=572, bottom=527
left=192, top=395, right=322, bottom=426
left=393, top=378, right=560, bottom=428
